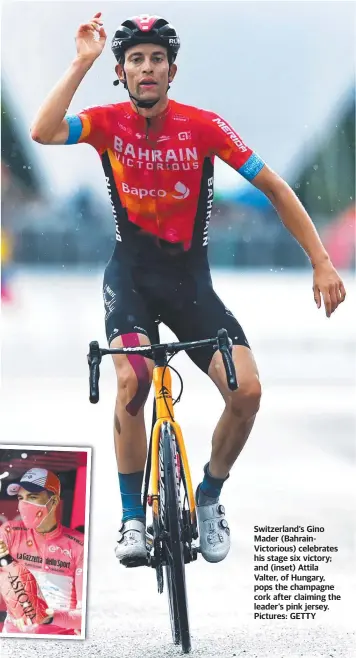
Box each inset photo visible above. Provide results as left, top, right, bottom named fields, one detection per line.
left=0, top=445, right=91, bottom=639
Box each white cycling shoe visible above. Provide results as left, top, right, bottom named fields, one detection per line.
left=196, top=489, right=231, bottom=563
left=115, top=519, right=148, bottom=565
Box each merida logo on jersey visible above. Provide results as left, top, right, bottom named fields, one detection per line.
left=212, top=118, right=248, bottom=152
left=114, top=136, right=199, bottom=171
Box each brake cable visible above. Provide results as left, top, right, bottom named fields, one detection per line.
left=160, top=352, right=184, bottom=422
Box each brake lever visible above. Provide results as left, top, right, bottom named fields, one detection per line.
left=217, top=329, right=238, bottom=391
left=88, top=341, right=102, bottom=403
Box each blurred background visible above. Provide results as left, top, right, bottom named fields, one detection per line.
left=0, top=448, right=89, bottom=631
left=1, top=2, right=355, bottom=656
left=1, top=1, right=355, bottom=281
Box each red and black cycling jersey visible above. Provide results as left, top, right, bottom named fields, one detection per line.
left=65, top=99, right=264, bottom=257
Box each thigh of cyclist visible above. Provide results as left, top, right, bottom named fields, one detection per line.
left=161, top=269, right=254, bottom=379
left=103, top=257, right=159, bottom=375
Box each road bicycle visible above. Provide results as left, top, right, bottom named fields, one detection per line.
left=87, top=328, right=238, bottom=654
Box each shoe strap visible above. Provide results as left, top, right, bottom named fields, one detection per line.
left=120, top=519, right=145, bottom=533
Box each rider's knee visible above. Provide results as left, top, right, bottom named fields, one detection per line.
left=115, top=358, right=153, bottom=412
left=228, top=378, right=262, bottom=418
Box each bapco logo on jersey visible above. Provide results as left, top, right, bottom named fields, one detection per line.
left=122, top=181, right=190, bottom=200
left=172, top=182, right=189, bottom=199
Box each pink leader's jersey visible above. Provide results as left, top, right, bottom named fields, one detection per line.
left=0, top=520, right=83, bottom=634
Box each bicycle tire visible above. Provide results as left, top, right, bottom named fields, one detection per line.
left=158, top=423, right=180, bottom=645
left=166, top=560, right=180, bottom=645
left=160, top=421, right=191, bottom=654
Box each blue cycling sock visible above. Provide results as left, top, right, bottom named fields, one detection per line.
left=118, top=471, right=145, bottom=522
left=197, top=463, right=229, bottom=505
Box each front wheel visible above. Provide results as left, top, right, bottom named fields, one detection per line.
left=160, top=421, right=191, bottom=654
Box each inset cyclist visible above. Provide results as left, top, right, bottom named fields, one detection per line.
left=0, top=468, right=83, bottom=634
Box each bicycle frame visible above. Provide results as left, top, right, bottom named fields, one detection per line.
left=87, top=328, right=237, bottom=534
left=150, top=364, right=196, bottom=529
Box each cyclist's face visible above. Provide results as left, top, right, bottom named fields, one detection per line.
left=117, top=43, right=176, bottom=101
left=17, top=488, right=59, bottom=516
left=17, top=487, right=52, bottom=505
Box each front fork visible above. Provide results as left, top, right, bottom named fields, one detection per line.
left=144, top=362, right=198, bottom=572
left=147, top=446, right=198, bottom=568
left=149, top=364, right=197, bottom=532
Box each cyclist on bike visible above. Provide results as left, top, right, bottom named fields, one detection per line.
left=30, top=13, right=346, bottom=565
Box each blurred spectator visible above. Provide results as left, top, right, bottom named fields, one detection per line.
left=321, top=205, right=355, bottom=269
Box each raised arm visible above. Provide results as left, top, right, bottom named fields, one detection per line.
left=30, top=12, right=106, bottom=145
